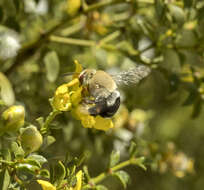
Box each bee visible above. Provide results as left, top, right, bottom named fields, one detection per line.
left=75, top=65, right=151, bottom=118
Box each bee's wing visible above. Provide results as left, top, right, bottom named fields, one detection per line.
left=111, top=65, right=151, bottom=86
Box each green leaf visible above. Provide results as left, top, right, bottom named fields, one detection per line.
left=155, top=0, right=167, bottom=22
left=10, top=142, right=24, bottom=159
left=16, top=163, right=39, bottom=181
left=50, top=161, right=66, bottom=186
left=83, top=165, right=90, bottom=181
left=0, top=72, right=15, bottom=106
left=27, top=154, right=47, bottom=165
left=129, top=142, right=137, bottom=158
left=133, top=157, right=147, bottom=171
left=44, top=51, right=60, bottom=82
left=25, top=159, right=41, bottom=168
left=1, top=149, right=11, bottom=161
left=0, top=169, right=10, bottom=190
left=76, top=152, right=89, bottom=167
left=70, top=175, right=77, bottom=187
left=109, top=150, right=120, bottom=168
left=39, top=169, right=50, bottom=178
left=113, top=170, right=130, bottom=189
left=168, top=4, right=185, bottom=25
left=41, top=135, right=56, bottom=149
left=36, top=117, right=44, bottom=128
left=16, top=163, right=39, bottom=174
left=96, top=185, right=108, bottom=190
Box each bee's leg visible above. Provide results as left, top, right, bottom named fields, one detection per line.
left=88, top=97, right=107, bottom=117
left=82, top=97, right=95, bottom=104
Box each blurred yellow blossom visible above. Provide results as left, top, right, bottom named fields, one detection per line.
left=159, top=142, right=194, bottom=178
left=113, top=104, right=129, bottom=128
left=37, top=180, right=56, bottom=190
left=67, top=0, right=81, bottom=16
left=170, top=152, right=194, bottom=178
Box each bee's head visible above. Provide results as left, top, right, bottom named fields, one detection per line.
left=79, top=69, right=96, bottom=85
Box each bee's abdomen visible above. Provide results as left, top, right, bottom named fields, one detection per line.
left=99, top=96, right=120, bottom=117
left=88, top=91, right=120, bottom=118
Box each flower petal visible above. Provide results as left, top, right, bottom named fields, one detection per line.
left=70, top=170, right=83, bottom=190
left=94, top=116, right=114, bottom=131
left=37, top=180, right=56, bottom=190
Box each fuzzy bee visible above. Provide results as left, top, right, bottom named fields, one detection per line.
left=65, top=65, right=151, bottom=118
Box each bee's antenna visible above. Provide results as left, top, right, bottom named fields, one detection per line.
left=61, top=72, right=79, bottom=77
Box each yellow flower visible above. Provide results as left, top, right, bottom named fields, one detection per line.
left=37, top=180, right=56, bottom=190
left=72, top=105, right=113, bottom=131
left=70, top=170, right=82, bottom=190
left=52, top=60, right=82, bottom=111
left=52, top=84, right=72, bottom=111
left=53, top=60, right=114, bottom=131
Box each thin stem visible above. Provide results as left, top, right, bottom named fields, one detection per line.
left=83, top=158, right=139, bottom=189
left=40, top=110, right=61, bottom=135
left=60, top=16, right=87, bottom=37
left=84, top=0, right=124, bottom=12
left=98, top=31, right=121, bottom=46
left=49, top=35, right=96, bottom=47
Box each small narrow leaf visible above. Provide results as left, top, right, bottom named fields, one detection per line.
left=132, top=157, right=147, bottom=171
left=39, top=169, right=50, bottom=178
left=83, top=165, right=90, bottom=181
left=113, top=170, right=130, bottom=189
left=109, top=150, right=120, bottom=168
left=96, top=185, right=108, bottom=190
left=50, top=161, right=66, bottom=186
left=27, top=154, right=47, bottom=165
left=26, top=159, right=41, bottom=168
left=0, top=169, right=10, bottom=190
left=10, top=142, right=24, bottom=158
left=1, top=149, right=11, bottom=161
left=129, top=142, right=137, bottom=158
left=0, top=72, right=15, bottom=106
left=44, top=51, right=60, bottom=82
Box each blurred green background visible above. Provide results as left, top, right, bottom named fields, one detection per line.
left=1, top=0, right=204, bottom=189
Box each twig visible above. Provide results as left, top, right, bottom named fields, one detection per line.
left=40, top=110, right=61, bottom=135
left=83, top=157, right=143, bottom=189
left=49, top=35, right=96, bottom=47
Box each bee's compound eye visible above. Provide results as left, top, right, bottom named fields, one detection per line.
left=79, top=74, right=84, bottom=84
left=79, top=70, right=86, bottom=84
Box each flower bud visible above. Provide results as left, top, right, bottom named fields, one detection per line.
left=20, top=125, right=43, bottom=154
left=1, top=105, right=25, bottom=133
